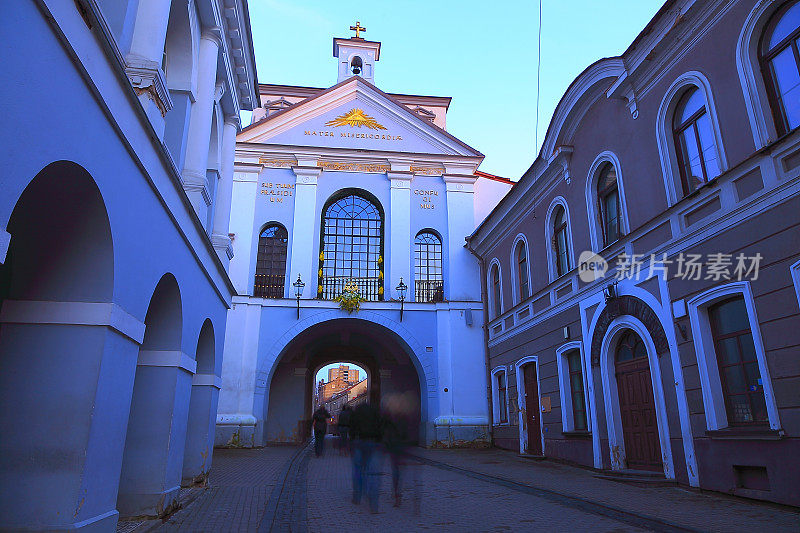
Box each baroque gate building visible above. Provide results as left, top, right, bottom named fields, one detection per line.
left=215, top=30, right=511, bottom=447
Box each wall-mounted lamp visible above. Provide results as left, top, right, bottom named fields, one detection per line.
left=293, top=274, right=305, bottom=319
left=396, top=278, right=407, bottom=322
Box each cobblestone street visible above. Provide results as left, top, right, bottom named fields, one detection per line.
left=151, top=439, right=799, bottom=532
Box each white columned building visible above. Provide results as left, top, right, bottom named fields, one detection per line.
left=215, top=30, right=511, bottom=447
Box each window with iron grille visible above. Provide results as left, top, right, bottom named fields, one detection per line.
left=414, top=230, right=444, bottom=302
left=709, top=296, right=768, bottom=425
left=254, top=223, right=288, bottom=298
left=319, top=191, right=383, bottom=301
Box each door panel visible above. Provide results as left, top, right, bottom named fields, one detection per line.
left=523, top=364, right=542, bottom=456
left=615, top=357, right=662, bottom=471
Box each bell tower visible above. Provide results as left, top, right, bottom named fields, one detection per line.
left=333, top=22, right=381, bottom=84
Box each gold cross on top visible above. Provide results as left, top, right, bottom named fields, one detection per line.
left=350, top=21, right=366, bottom=39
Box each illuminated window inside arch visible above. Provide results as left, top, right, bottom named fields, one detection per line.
left=254, top=224, right=288, bottom=298
left=414, top=231, right=443, bottom=302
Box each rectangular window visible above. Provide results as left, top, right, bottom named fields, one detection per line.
left=566, top=350, right=587, bottom=431
left=497, top=372, right=508, bottom=424
left=709, top=296, right=768, bottom=425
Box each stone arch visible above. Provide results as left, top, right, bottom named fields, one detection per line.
left=182, top=318, right=218, bottom=486
left=118, top=273, right=191, bottom=518
left=254, top=310, right=435, bottom=445
left=0, top=161, right=118, bottom=530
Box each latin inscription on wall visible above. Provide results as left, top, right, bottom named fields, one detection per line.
left=261, top=182, right=294, bottom=203
left=415, top=188, right=438, bottom=210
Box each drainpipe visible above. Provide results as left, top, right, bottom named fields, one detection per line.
left=466, top=240, right=494, bottom=446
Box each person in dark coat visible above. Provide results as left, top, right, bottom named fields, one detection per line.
left=349, top=402, right=383, bottom=512
left=337, top=404, right=353, bottom=455
left=312, top=406, right=330, bottom=457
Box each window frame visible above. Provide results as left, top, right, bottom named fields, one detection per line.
left=545, top=198, right=574, bottom=281
left=510, top=234, right=532, bottom=305
left=318, top=189, right=384, bottom=301
left=585, top=152, right=630, bottom=252
left=491, top=366, right=510, bottom=426
left=488, top=259, right=504, bottom=319
left=656, top=72, right=728, bottom=206
left=672, top=87, right=717, bottom=196
left=556, top=342, right=590, bottom=433
left=687, top=281, right=780, bottom=431
left=759, top=0, right=800, bottom=137
left=414, top=229, right=444, bottom=303
left=253, top=222, right=289, bottom=298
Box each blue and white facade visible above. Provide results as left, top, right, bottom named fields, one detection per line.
left=0, top=0, right=257, bottom=529
left=216, top=35, right=511, bottom=448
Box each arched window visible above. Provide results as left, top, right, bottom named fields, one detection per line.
left=414, top=231, right=444, bottom=302
left=490, top=263, right=502, bottom=318
left=319, top=191, right=383, bottom=301
left=615, top=330, right=647, bottom=362
left=596, top=163, right=620, bottom=246
left=760, top=1, right=800, bottom=136
left=672, top=86, right=721, bottom=196
left=514, top=240, right=530, bottom=301
left=551, top=205, right=570, bottom=277
left=254, top=224, right=288, bottom=298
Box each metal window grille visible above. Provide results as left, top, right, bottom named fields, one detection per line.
left=414, top=231, right=444, bottom=302
left=319, top=193, right=383, bottom=301
left=254, top=224, right=288, bottom=298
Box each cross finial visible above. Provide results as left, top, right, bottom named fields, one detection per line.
left=349, top=21, right=366, bottom=39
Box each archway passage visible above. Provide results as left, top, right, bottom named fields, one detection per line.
left=265, top=319, right=423, bottom=446
left=614, top=330, right=662, bottom=472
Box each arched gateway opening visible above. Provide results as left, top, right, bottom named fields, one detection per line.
left=263, top=318, right=425, bottom=446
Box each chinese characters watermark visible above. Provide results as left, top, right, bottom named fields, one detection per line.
left=578, top=251, right=762, bottom=283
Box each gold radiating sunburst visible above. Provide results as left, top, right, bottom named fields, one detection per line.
left=324, top=108, right=387, bottom=130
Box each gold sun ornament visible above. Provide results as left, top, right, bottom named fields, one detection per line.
left=324, top=108, right=387, bottom=130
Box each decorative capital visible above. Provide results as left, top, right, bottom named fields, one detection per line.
left=124, top=56, right=174, bottom=116
left=201, top=26, right=223, bottom=46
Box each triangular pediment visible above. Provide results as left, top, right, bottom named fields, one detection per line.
left=239, top=77, right=482, bottom=157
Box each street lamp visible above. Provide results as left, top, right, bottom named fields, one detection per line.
left=293, top=274, right=305, bottom=319
left=396, top=278, right=407, bottom=322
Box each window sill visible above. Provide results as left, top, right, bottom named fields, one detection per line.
left=705, top=426, right=784, bottom=441
left=562, top=430, right=592, bottom=439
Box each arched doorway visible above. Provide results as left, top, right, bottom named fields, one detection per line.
left=614, top=329, right=662, bottom=471
left=0, top=162, right=116, bottom=529
left=263, top=318, right=424, bottom=445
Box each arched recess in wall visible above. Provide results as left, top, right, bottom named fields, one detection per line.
left=118, top=273, right=189, bottom=518
left=182, top=318, right=218, bottom=486
left=163, top=0, right=199, bottom=170
left=655, top=71, right=728, bottom=206
left=0, top=161, right=115, bottom=528
left=585, top=151, right=630, bottom=252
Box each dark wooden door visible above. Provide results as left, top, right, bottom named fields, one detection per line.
left=615, top=356, right=662, bottom=471
left=523, top=363, right=542, bottom=456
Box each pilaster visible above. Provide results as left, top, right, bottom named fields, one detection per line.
left=228, top=167, right=260, bottom=295
left=443, top=173, right=480, bottom=301
left=289, top=164, right=322, bottom=298
left=388, top=170, right=412, bottom=300
left=211, top=117, right=239, bottom=265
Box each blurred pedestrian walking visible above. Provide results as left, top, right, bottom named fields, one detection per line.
left=337, top=404, right=353, bottom=455
left=312, top=406, right=330, bottom=457
left=350, top=401, right=383, bottom=513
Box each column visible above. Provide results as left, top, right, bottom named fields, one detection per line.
left=124, top=0, right=173, bottom=135
left=289, top=164, right=321, bottom=297
left=443, top=173, right=480, bottom=301
left=181, top=28, right=221, bottom=225
left=211, top=116, right=239, bottom=265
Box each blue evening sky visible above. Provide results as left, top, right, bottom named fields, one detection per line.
left=246, top=1, right=664, bottom=180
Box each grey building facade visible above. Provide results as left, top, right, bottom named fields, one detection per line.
left=468, top=0, right=800, bottom=507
